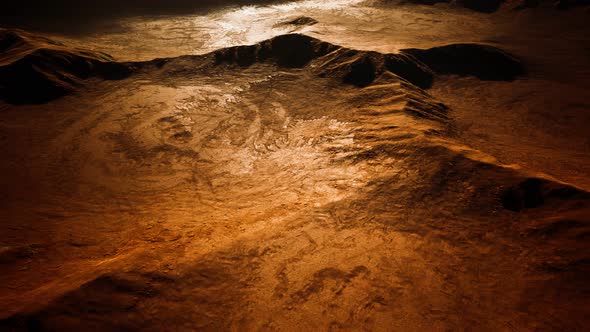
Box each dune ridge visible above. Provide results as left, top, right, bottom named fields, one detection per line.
left=0, top=29, right=133, bottom=104
left=0, top=30, right=524, bottom=104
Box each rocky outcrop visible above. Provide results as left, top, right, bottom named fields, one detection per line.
left=215, top=34, right=523, bottom=88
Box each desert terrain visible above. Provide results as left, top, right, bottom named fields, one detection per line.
left=0, top=1, right=589, bottom=331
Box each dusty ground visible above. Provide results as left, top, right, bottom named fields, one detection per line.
left=1, top=1, right=589, bottom=331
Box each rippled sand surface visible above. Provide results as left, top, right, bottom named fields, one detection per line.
left=1, top=1, right=589, bottom=331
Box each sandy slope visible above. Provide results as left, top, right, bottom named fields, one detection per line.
left=0, top=1, right=589, bottom=331
left=0, top=29, right=132, bottom=104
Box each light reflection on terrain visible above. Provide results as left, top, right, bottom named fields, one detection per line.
left=50, top=0, right=494, bottom=61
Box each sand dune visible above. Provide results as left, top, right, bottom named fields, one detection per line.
left=0, top=29, right=132, bottom=104
left=0, top=23, right=588, bottom=330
